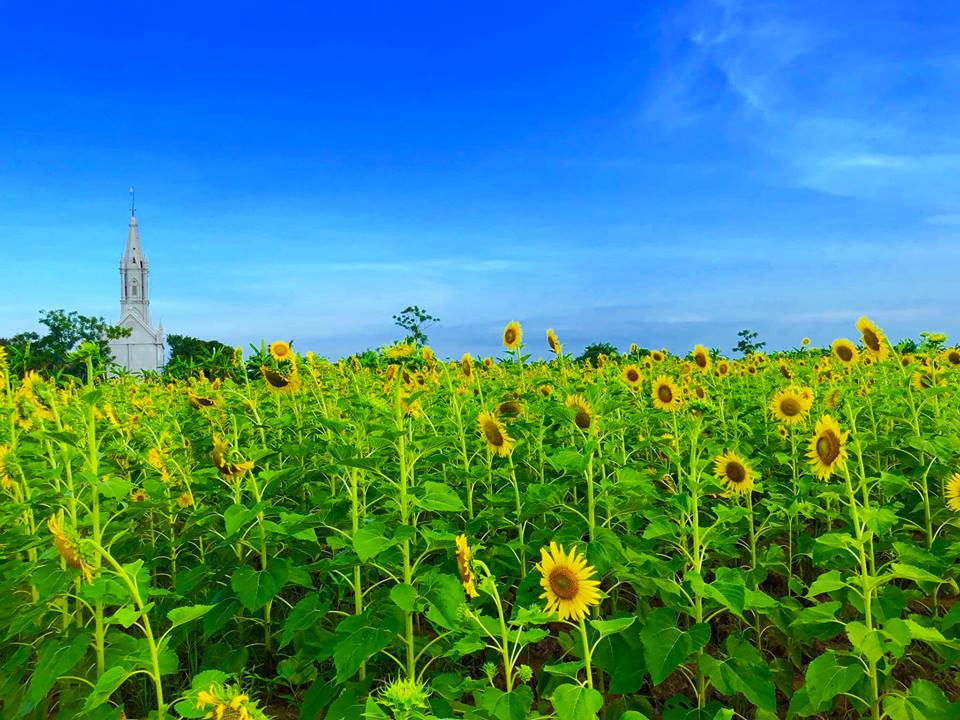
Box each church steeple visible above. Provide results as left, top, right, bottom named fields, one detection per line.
left=119, top=189, right=150, bottom=324
left=109, top=188, right=165, bottom=375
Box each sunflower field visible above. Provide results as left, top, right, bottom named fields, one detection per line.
left=2, top=318, right=960, bottom=720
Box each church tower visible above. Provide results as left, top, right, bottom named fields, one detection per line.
left=108, top=190, right=165, bottom=374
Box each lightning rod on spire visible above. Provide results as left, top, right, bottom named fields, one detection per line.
left=129, top=186, right=136, bottom=217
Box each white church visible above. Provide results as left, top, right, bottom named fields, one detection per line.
left=108, top=199, right=165, bottom=374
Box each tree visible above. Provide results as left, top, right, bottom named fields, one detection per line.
left=164, top=334, right=235, bottom=379
left=733, top=329, right=765, bottom=357
left=0, top=309, right=130, bottom=379
left=393, top=306, right=440, bottom=347
left=576, top=342, right=619, bottom=367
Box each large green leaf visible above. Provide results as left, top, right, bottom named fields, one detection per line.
left=279, top=593, right=330, bottom=648
left=799, top=651, right=863, bottom=711
left=24, top=632, right=91, bottom=707
left=640, top=607, right=710, bottom=684
left=700, top=637, right=776, bottom=712
left=83, top=667, right=132, bottom=711
left=334, top=622, right=397, bottom=682
left=476, top=686, right=534, bottom=720
left=166, top=604, right=214, bottom=632
left=231, top=562, right=288, bottom=612
left=414, top=481, right=466, bottom=512
left=551, top=683, right=604, bottom=720
left=882, top=679, right=955, bottom=720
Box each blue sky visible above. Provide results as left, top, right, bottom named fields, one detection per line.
left=1, top=1, right=959, bottom=359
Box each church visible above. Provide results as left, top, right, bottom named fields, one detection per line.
left=107, top=199, right=165, bottom=374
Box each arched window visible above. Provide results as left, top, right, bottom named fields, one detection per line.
left=130, top=278, right=139, bottom=297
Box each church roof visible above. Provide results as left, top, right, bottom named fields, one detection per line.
left=122, top=212, right=149, bottom=268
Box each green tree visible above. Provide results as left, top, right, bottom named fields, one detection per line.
left=393, top=306, right=440, bottom=347
left=164, top=334, right=235, bottom=379
left=733, top=329, right=765, bottom=357
left=0, top=309, right=130, bottom=380
left=576, top=342, right=619, bottom=367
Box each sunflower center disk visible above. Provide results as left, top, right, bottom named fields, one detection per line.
left=658, top=386, right=673, bottom=403
left=817, top=433, right=839, bottom=463
left=725, top=462, right=745, bottom=484
left=549, top=569, right=580, bottom=600
left=780, top=398, right=801, bottom=416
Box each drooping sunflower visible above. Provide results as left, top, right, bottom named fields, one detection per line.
left=495, top=399, right=523, bottom=418
left=478, top=411, right=514, bottom=457
left=621, top=364, right=643, bottom=391
left=831, top=338, right=859, bottom=365
left=539, top=384, right=554, bottom=397
left=806, top=415, right=849, bottom=480
left=770, top=388, right=809, bottom=425
left=455, top=534, right=479, bottom=599
left=856, top=317, right=889, bottom=360
left=503, top=321, right=522, bottom=351
left=261, top=366, right=301, bottom=394
left=946, top=473, right=960, bottom=513
left=692, top=344, right=711, bottom=373
left=212, top=435, right=255, bottom=481
left=652, top=375, right=683, bottom=412
left=565, top=395, right=594, bottom=431
left=536, top=542, right=601, bottom=622
left=48, top=513, right=96, bottom=583
left=460, top=353, right=474, bottom=380
left=269, top=340, right=293, bottom=363
left=713, top=451, right=755, bottom=495
left=547, top=328, right=561, bottom=354
left=943, top=348, right=960, bottom=367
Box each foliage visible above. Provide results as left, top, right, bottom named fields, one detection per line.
left=733, top=328, right=765, bottom=357
left=164, top=334, right=235, bottom=379
left=576, top=342, right=619, bottom=367
left=0, top=308, right=129, bottom=380
left=1, top=319, right=960, bottom=720
left=393, top=306, right=440, bottom=347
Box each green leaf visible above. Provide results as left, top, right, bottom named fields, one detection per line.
left=414, top=481, right=466, bottom=512
left=334, top=622, right=397, bottom=682
left=390, top=583, right=418, bottom=612
left=166, top=604, right=214, bottom=632
left=640, top=607, right=710, bottom=685
left=224, top=503, right=256, bottom=537
left=353, top=522, right=394, bottom=562
left=83, top=667, right=131, bottom=711
left=589, top=616, right=635, bottom=638
left=700, top=636, right=776, bottom=712
left=280, top=594, right=330, bottom=648
left=551, top=683, right=604, bottom=720
left=98, top=476, right=132, bottom=499
left=889, top=563, right=943, bottom=584
left=882, top=679, right=954, bottom=720
left=807, top=570, right=847, bottom=597
left=476, top=686, right=534, bottom=720
left=108, top=604, right=142, bottom=628
left=617, top=713, right=651, bottom=720
left=904, top=618, right=951, bottom=646
left=25, top=632, right=91, bottom=706
left=231, top=562, right=288, bottom=612
left=800, top=651, right=864, bottom=711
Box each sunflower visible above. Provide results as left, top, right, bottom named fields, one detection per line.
left=269, top=341, right=293, bottom=363
left=565, top=395, right=594, bottom=431
left=746, top=365, right=757, bottom=376
left=770, top=388, right=809, bottom=425
left=946, top=473, right=960, bottom=513
left=831, top=338, right=859, bottom=365
left=536, top=542, right=601, bottom=622
left=47, top=513, right=95, bottom=582
left=777, top=425, right=788, bottom=440
left=261, top=366, right=301, bottom=394
left=422, top=346, right=435, bottom=364
left=478, top=411, right=514, bottom=457
left=629, top=343, right=639, bottom=354
left=692, top=345, right=711, bottom=372
left=547, top=328, right=561, bottom=354
left=621, top=364, right=643, bottom=391
left=131, top=488, right=148, bottom=502
left=539, top=384, right=554, bottom=397
left=177, top=492, right=194, bottom=508
left=806, top=415, right=849, bottom=480
left=692, top=385, right=708, bottom=402
left=716, top=360, right=730, bottom=377
left=458, top=354, right=473, bottom=380
left=802, top=337, right=811, bottom=347
left=503, top=321, right=522, bottom=351
left=856, top=317, right=889, bottom=360
left=943, top=348, right=960, bottom=367
left=212, top=436, right=255, bottom=481
left=778, top=362, right=792, bottom=379
left=495, top=399, right=523, bottom=418
left=911, top=368, right=942, bottom=390
left=652, top=375, right=683, bottom=412
left=651, top=350, right=665, bottom=363
left=455, top=534, right=479, bottom=599
left=713, top=451, right=755, bottom=495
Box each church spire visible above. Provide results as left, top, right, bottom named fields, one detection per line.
left=122, top=187, right=147, bottom=269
